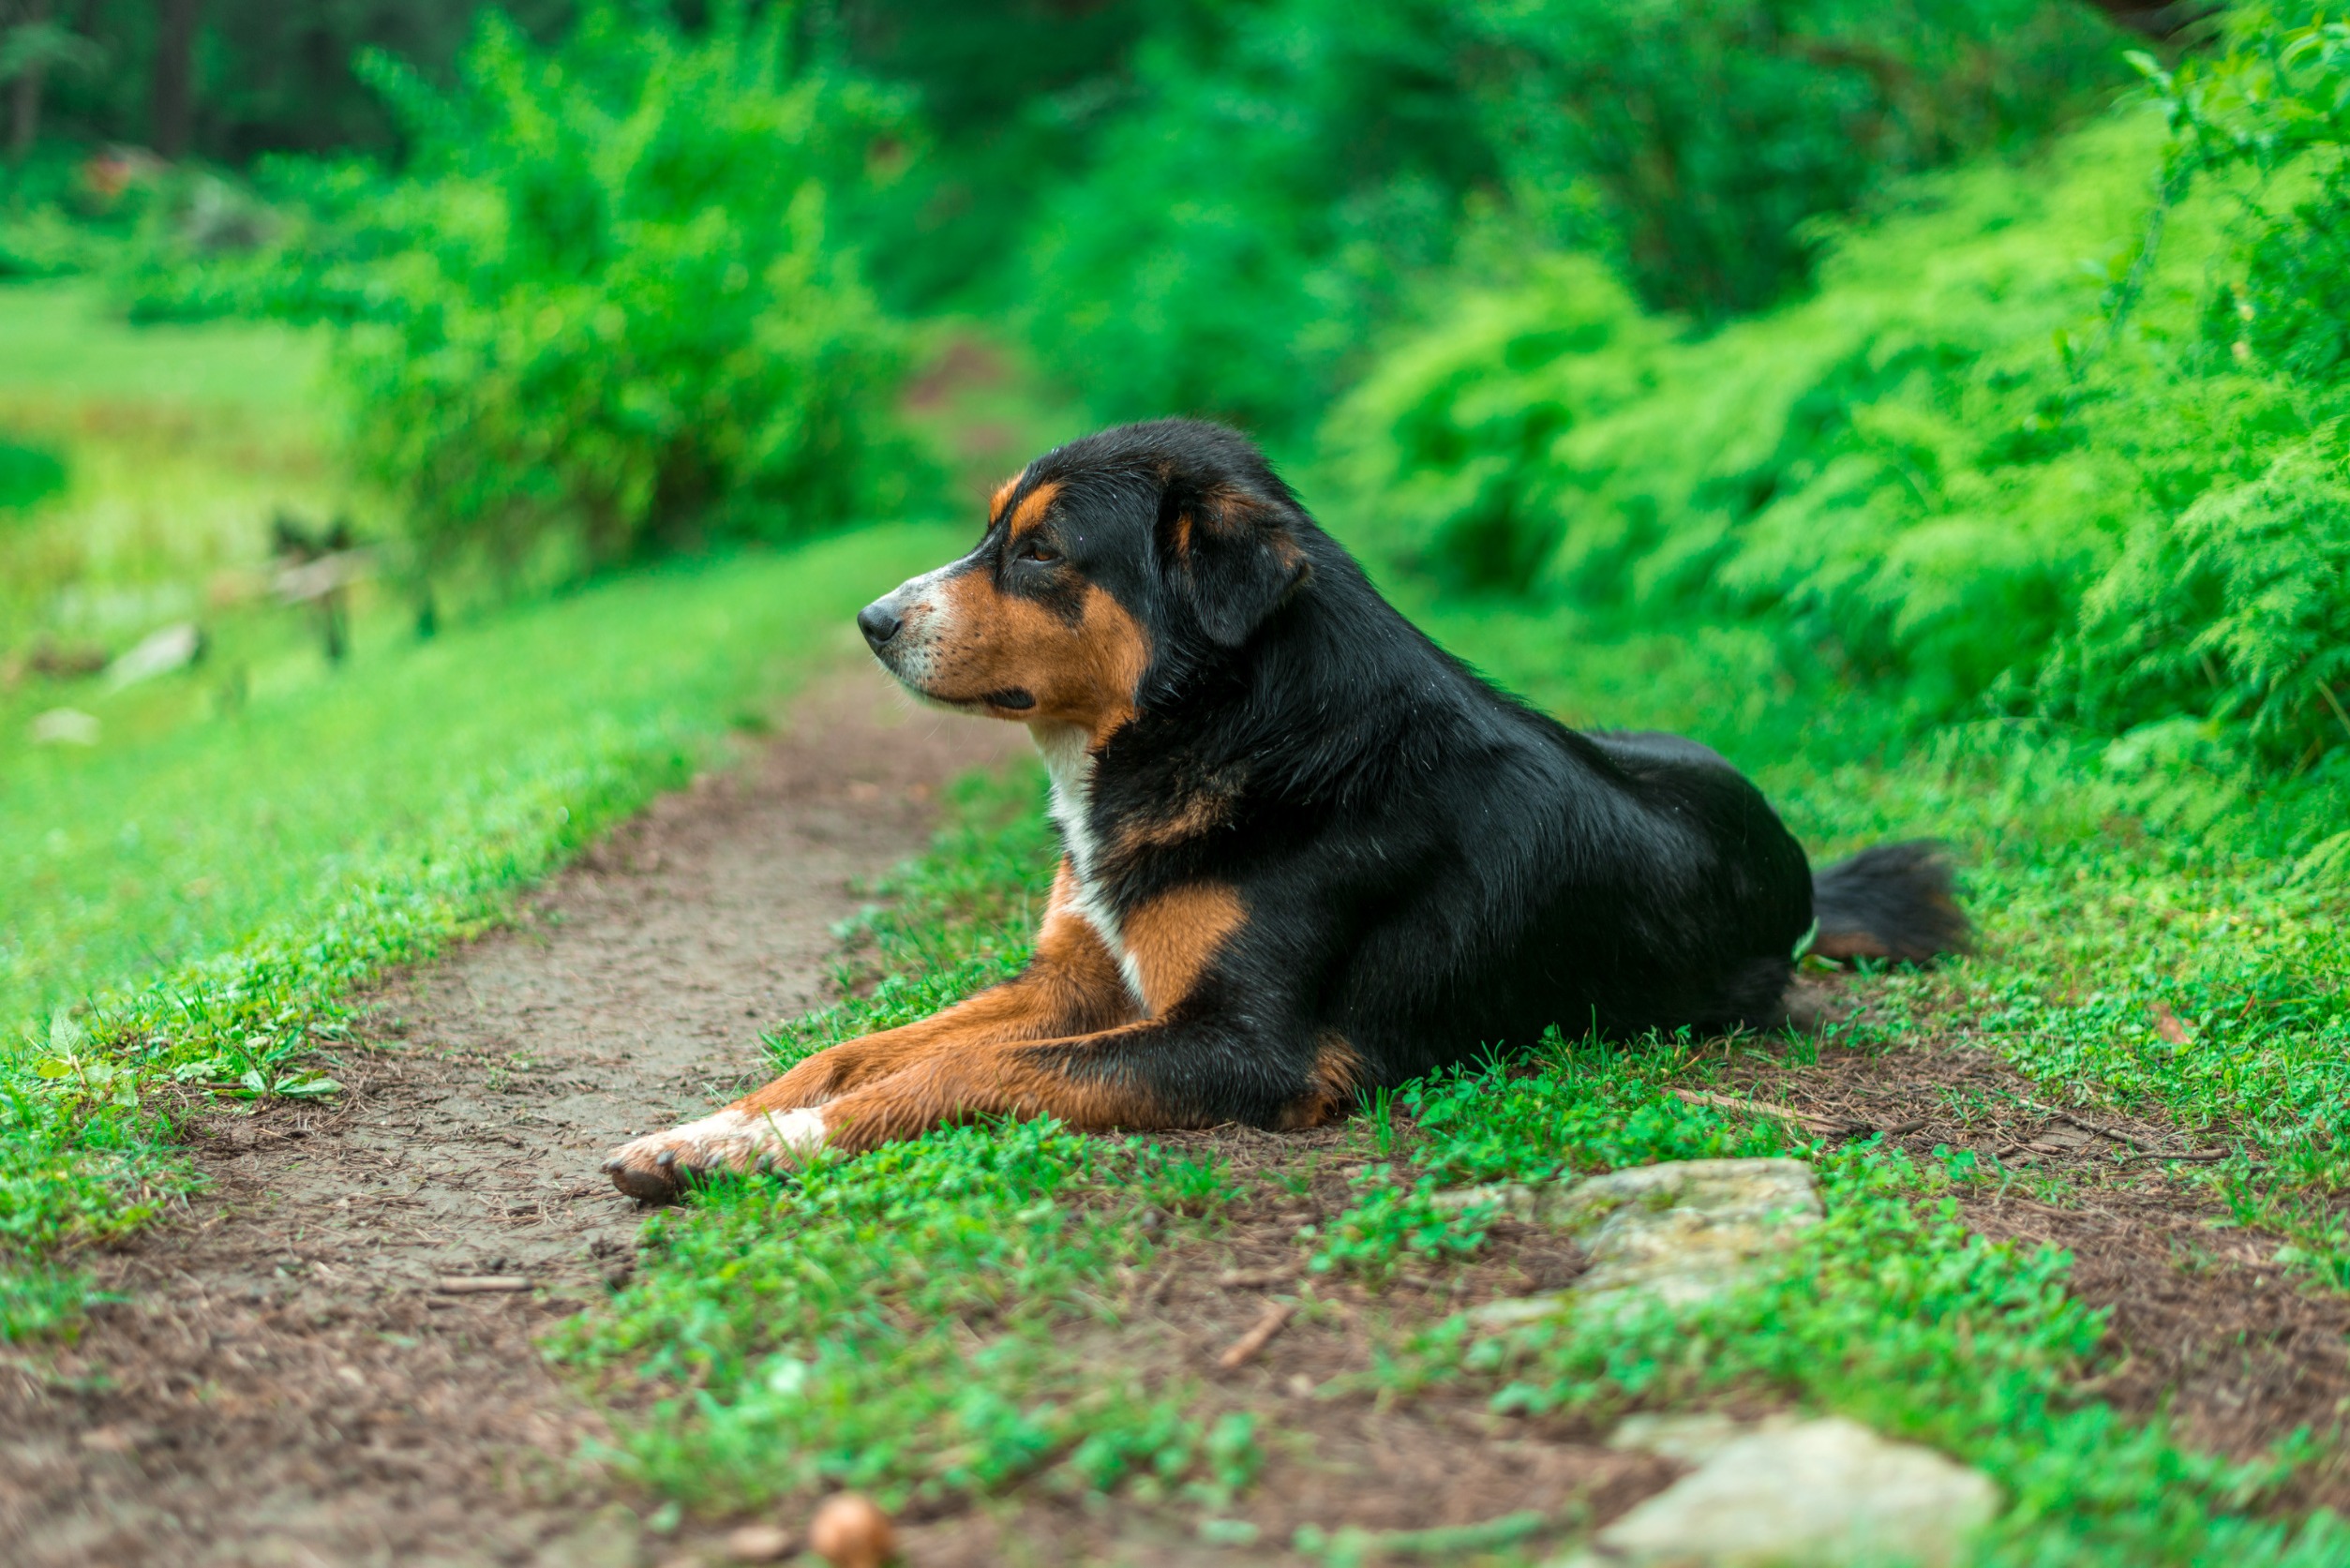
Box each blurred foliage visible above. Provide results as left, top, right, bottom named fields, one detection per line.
left=1016, top=0, right=2127, bottom=440
left=831, top=0, right=1151, bottom=314
left=247, top=5, right=920, bottom=581
left=1477, top=0, right=2133, bottom=319
left=1325, top=8, right=2350, bottom=773
left=1018, top=0, right=1494, bottom=440
left=17, top=0, right=574, bottom=161
left=0, top=435, right=64, bottom=513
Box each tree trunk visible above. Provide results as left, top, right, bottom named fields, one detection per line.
left=8, top=0, right=52, bottom=164
left=150, top=0, right=199, bottom=159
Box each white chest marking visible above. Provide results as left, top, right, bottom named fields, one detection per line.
left=1033, top=724, right=1147, bottom=1009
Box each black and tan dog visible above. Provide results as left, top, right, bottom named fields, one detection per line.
left=605, top=419, right=1964, bottom=1197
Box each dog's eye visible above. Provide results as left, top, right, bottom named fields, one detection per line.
left=1016, top=539, right=1061, bottom=565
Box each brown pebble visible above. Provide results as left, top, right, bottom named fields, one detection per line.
left=809, top=1494, right=895, bottom=1568
left=723, top=1523, right=794, bottom=1563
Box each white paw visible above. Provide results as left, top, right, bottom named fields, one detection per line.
left=603, top=1106, right=829, bottom=1200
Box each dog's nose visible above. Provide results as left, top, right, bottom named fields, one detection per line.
left=857, top=601, right=902, bottom=650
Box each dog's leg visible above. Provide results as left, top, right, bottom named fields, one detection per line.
left=605, top=862, right=1133, bottom=1198
left=773, top=1013, right=1363, bottom=1157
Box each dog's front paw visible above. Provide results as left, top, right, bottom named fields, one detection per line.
left=602, top=1105, right=829, bottom=1201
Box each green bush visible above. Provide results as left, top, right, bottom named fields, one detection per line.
left=292, top=5, right=922, bottom=580
left=1478, top=0, right=2128, bottom=319
left=1018, top=0, right=1491, bottom=441
left=1019, top=0, right=2122, bottom=440
left=1325, top=12, right=2350, bottom=771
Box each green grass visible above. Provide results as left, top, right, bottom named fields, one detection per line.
left=0, top=279, right=330, bottom=419
left=0, top=522, right=965, bottom=1336
left=568, top=594, right=2350, bottom=1562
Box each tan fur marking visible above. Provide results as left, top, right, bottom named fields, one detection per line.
left=732, top=859, right=1133, bottom=1118
left=1008, top=480, right=1061, bottom=540
left=1278, top=1033, right=1365, bottom=1129
left=934, top=575, right=1148, bottom=744
left=1115, top=782, right=1240, bottom=855
left=988, top=471, right=1024, bottom=525
left=1808, top=932, right=1894, bottom=962
left=1121, top=883, right=1246, bottom=1017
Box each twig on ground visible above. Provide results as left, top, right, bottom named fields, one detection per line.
left=431, top=1276, right=532, bottom=1293
left=2051, top=1110, right=2152, bottom=1151
left=1215, top=1300, right=1296, bottom=1369
left=1670, top=1088, right=1841, bottom=1133
left=2026, top=1102, right=2236, bottom=1163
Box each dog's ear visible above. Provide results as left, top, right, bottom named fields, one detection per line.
left=1159, top=481, right=1311, bottom=648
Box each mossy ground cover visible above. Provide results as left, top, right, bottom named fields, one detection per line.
left=561, top=596, right=2350, bottom=1564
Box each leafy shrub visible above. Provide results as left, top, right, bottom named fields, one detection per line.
left=1325, top=10, right=2350, bottom=771
left=1479, top=0, right=2128, bottom=318
left=1019, top=0, right=1491, bottom=441
left=1020, top=0, right=2121, bottom=440
left=282, top=5, right=921, bottom=581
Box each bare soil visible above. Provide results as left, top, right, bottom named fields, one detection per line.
left=0, top=663, right=1022, bottom=1568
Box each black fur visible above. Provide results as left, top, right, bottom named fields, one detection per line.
left=921, top=420, right=1965, bottom=1126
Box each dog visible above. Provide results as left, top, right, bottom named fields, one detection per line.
left=604, top=419, right=1965, bottom=1198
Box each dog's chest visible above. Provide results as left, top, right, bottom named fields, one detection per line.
left=1033, top=726, right=1147, bottom=1007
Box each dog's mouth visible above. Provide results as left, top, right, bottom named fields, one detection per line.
left=981, top=688, right=1036, bottom=711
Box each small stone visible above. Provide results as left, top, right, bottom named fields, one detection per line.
left=29, top=708, right=99, bottom=746
left=533, top=1504, right=643, bottom=1568
left=105, top=621, right=202, bottom=690
left=1467, top=1157, right=1822, bottom=1325
left=1606, top=1410, right=1789, bottom=1464
left=1465, top=1292, right=1572, bottom=1328
left=1429, top=1182, right=1535, bottom=1218
left=1557, top=1157, right=1822, bottom=1306
left=1555, top=1415, right=1998, bottom=1567
left=809, top=1494, right=894, bottom=1568
left=723, top=1522, right=794, bottom=1562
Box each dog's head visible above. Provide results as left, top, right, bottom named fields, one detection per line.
left=857, top=420, right=1312, bottom=744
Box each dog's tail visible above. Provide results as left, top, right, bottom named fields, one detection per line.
left=1810, top=841, right=1969, bottom=964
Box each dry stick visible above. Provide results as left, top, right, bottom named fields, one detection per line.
left=432, top=1276, right=532, bottom=1294
left=1669, top=1088, right=1841, bottom=1135
left=1216, top=1300, right=1296, bottom=1370
left=2037, top=1104, right=2234, bottom=1164
left=2050, top=1109, right=2151, bottom=1151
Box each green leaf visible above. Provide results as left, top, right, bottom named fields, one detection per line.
left=276, top=1075, right=344, bottom=1098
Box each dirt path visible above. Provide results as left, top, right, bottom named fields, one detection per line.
left=0, top=663, right=1023, bottom=1568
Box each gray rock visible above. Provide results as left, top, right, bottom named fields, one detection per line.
left=1607, top=1411, right=1795, bottom=1464
left=1461, top=1157, right=1823, bottom=1324
left=1555, top=1415, right=1998, bottom=1567
left=106, top=621, right=203, bottom=691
